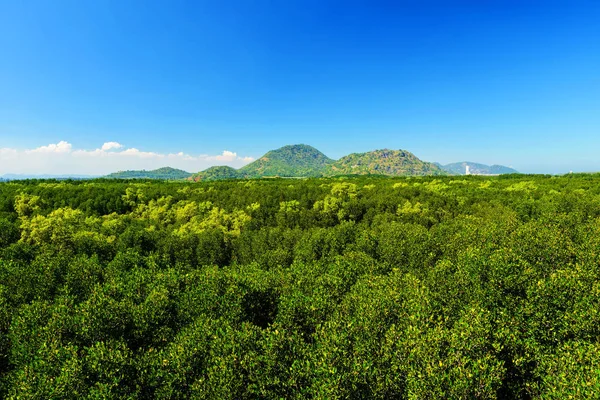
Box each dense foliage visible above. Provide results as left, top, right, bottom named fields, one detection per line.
left=440, top=162, right=518, bottom=175
left=105, top=167, right=192, bottom=180
left=1, top=174, right=599, bottom=398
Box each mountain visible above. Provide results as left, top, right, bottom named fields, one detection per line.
left=327, top=149, right=445, bottom=176
left=239, top=144, right=334, bottom=177
left=190, top=146, right=446, bottom=180
left=190, top=166, right=241, bottom=181
left=105, top=167, right=192, bottom=180
left=440, top=162, right=518, bottom=175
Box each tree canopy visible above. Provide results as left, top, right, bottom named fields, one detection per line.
left=0, top=174, right=599, bottom=398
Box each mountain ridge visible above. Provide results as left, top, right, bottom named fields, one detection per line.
left=439, top=162, right=518, bottom=175
left=105, top=167, right=192, bottom=180
left=190, top=145, right=446, bottom=181
left=95, top=146, right=517, bottom=181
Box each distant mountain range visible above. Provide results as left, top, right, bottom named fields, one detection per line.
left=187, top=145, right=518, bottom=181
left=0, top=145, right=517, bottom=182
left=436, top=162, right=518, bottom=175
left=189, top=144, right=447, bottom=181
left=104, top=167, right=193, bottom=180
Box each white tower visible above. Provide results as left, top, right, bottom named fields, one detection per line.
left=465, top=165, right=470, bottom=175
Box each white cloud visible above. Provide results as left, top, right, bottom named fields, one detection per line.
left=26, top=141, right=72, bottom=154
left=101, top=142, right=123, bottom=151
left=118, top=148, right=164, bottom=158
left=209, top=150, right=240, bottom=162
left=0, top=141, right=255, bottom=175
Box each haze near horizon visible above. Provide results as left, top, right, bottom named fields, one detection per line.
left=1, top=1, right=599, bottom=174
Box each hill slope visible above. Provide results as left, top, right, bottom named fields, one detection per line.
left=441, top=162, right=518, bottom=175
left=239, top=144, right=334, bottom=177
left=327, top=149, right=445, bottom=176
left=105, top=167, right=192, bottom=180
left=190, top=166, right=241, bottom=181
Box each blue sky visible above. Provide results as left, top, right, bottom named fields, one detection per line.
left=1, top=0, right=599, bottom=174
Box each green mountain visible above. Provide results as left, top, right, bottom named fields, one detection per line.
left=327, top=149, right=445, bottom=176
left=189, top=146, right=446, bottom=181
left=440, top=162, right=518, bottom=175
left=239, top=144, right=334, bottom=177
left=190, top=166, right=241, bottom=181
left=105, top=167, right=192, bottom=180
